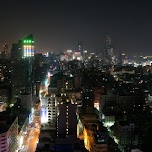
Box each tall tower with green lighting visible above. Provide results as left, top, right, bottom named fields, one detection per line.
left=11, top=34, right=35, bottom=60
left=11, top=34, right=35, bottom=103
left=22, top=34, right=35, bottom=58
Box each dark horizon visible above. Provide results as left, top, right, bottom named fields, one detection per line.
left=0, top=0, right=152, bottom=56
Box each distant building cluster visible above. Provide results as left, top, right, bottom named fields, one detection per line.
left=0, top=34, right=152, bottom=151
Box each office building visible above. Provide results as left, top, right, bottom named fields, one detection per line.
left=40, top=95, right=57, bottom=126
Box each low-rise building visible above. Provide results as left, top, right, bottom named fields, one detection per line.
left=91, top=130, right=109, bottom=152
left=113, top=121, right=135, bottom=147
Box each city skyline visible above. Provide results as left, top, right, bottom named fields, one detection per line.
left=0, top=0, right=152, bottom=55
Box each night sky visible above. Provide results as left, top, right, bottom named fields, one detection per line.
left=0, top=0, right=152, bottom=55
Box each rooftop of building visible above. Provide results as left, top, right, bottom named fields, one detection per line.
left=94, top=130, right=109, bottom=144
left=53, top=138, right=88, bottom=152
left=118, top=120, right=135, bottom=127
left=79, top=107, right=98, bottom=115
left=113, top=65, right=135, bottom=72
left=84, top=123, right=98, bottom=131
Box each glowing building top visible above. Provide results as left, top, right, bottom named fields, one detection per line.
left=22, top=34, right=35, bottom=58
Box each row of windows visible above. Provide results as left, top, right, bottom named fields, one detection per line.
left=1, top=149, right=7, bottom=152
left=48, top=114, right=56, bottom=117
left=0, top=138, right=6, bottom=141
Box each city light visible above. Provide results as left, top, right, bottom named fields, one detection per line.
left=41, top=106, right=47, bottom=124
left=23, top=44, right=34, bottom=57
left=23, top=39, right=33, bottom=44
left=1, top=6, right=152, bottom=150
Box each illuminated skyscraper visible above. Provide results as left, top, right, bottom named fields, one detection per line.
left=11, top=35, right=35, bottom=101
left=22, top=34, right=35, bottom=58
left=103, top=34, right=114, bottom=65
left=11, top=34, right=35, bottom=60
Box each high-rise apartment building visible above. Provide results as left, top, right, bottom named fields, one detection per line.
left=40, top=95, right=57, bottom=127
left=57, top=101, right=77, bottom=138
left=48, top=95, right=57, bottom=126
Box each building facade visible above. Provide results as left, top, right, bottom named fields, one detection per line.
left=0, top=117, right=18, bottom=152
left=57, top=102, right=77, bottom=138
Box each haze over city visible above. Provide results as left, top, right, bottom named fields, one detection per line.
left=0, top=0, right=152, bottom=55
left=1, top=1, right=152, bottom=152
